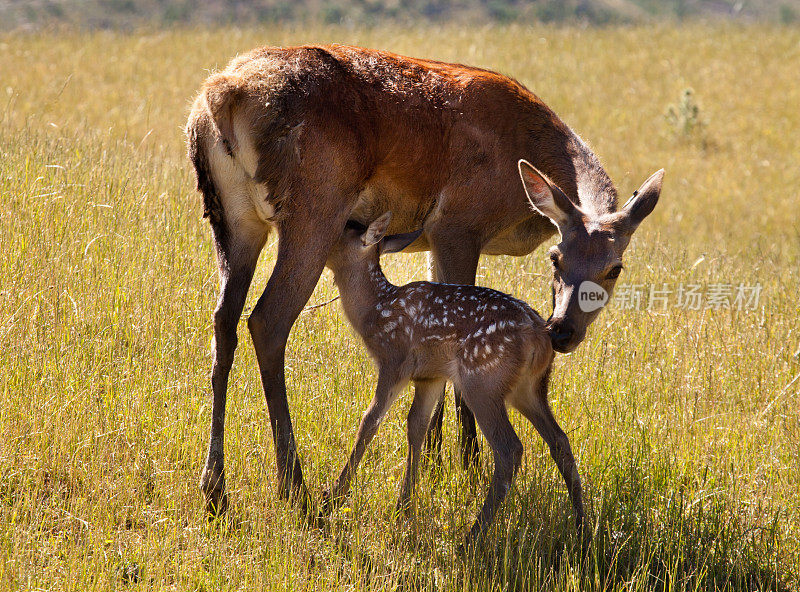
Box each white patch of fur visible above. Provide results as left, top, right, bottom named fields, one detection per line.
left=207, top=137, right=275, bottom=228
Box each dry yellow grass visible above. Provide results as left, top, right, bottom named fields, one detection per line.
left=0, top=23, right=798, bottom=590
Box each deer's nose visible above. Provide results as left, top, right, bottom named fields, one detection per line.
left=548, top=322, right=575, bottom=353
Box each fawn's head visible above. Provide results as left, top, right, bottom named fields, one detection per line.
left=519, top=160, right=664, bottom=353
left=328, top=212, right=423, bottom=275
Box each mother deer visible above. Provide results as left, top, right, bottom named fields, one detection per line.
left=186, top=44, right=664, bottom=514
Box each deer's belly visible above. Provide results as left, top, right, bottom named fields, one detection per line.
left=350, top=179, right=435, bottom=251
left=481, top=214, right=557, bottom=256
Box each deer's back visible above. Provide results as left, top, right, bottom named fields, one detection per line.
left=190, top=45, right=567, bottom=238
left=362, top=281, right=552, bottom=385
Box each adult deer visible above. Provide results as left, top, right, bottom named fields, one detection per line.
left=186, top=44, right=664, bottom=514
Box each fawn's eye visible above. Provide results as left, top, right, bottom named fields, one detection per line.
left=606, top=265, right=623, bottom=280
left=549, top=251, right=561, bottom=270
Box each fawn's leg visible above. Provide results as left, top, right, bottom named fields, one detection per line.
left=425, top=238, right=481, bottom=469
left=459, top=390, right=523, bottom=547
left=513, top=371, right=587, bottom=541
left=325, top=366, right=407, bottom=509
left=398, top=378, right=445, bottom=513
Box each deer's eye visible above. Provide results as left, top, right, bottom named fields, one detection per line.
left=549, top=252, right=561, bottom=270
left=606, top=265, right=623, bottom=280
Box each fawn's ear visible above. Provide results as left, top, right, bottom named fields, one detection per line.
left=362, top=212, right=393, bottom=247
left=518, top=159, right=579, bottom=234
left=380, top=229, right=423, bottom=255
left=620, top=169, right=664, bottom=234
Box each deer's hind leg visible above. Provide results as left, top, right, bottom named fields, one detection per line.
left=511, top=369, right=587, bottom=541
left=247, top=200, right=355, bottom=510
left=398, top=378, right=445, bottom=514
left=202, top=229, right=265, bottom=516
left=244, top=121, right=368, bottom=511
left=194, top=133, right=271, bottom=516
left=458, top=382, right=523, bottom=547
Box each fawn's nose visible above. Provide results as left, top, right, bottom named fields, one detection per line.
left=548, top=322, right=575, bottom=353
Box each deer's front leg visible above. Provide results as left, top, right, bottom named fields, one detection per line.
left=325, top=367, right=407, bottom=511
left=426, top=233, right=481, bottom=469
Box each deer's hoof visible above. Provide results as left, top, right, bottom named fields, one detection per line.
left=395, top=496, right=413, bottom=518
left=200, top=471, right=228, bottom=518
left=460, top=441, right=481, bottom=472
left=456, top=542, right=468, bottom=562
left=320, top=489, right=335, bottom=516
left=577, top=517, right=593, bottom=558
left=321, top=487, right=350, bottom=516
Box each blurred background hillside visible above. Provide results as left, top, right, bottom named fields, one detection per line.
left=2, top=0, right=800, bottom=30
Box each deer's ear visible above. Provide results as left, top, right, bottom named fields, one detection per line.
left=363, top=212, right=393, bottom=246
left=621, top=169, right=664, bottom=233
left=518, top=159, right=577, bottom=231
left=380, top=229, right=423, bottom=255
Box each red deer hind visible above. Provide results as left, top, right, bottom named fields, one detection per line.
left=185, top=44, right=664, bottom=515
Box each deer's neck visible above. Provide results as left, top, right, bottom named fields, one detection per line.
left=523, top=102, right=618, bottom=217
left=332, top=259, right=395, bottom=334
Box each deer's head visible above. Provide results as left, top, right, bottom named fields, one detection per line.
left=519, top=160, right=664, bottom=353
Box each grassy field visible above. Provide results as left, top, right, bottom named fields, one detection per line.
left=1, top=23, right=799, bottom=591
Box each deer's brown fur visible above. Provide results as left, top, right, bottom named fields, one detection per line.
left=322, top=213, right=584, bottom=547
left=185, top=44, right=663, bottom=514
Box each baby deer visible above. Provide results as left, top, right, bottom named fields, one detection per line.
left=322, top=212, right=587, bottom=548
